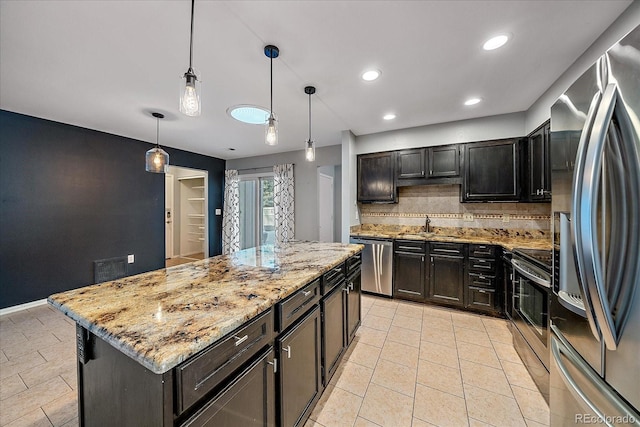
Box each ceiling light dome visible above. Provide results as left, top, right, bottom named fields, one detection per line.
left=464, top=98, right=482, bottom=106
left=383, top=113, right=396, bottom=120
left=483, top=34, right=509, bottom=51
left=362, top=69, right=381, bottom=81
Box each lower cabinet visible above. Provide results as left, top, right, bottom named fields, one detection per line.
left=277, top=305, right=322, bottom=427
left=466, top=286, right=497, bottom=313
left=393, top=240, right=426, bottom=301
left=428, top=249, right=465, bottom=307
left=181, top=347, right=277, bottom=427
left=321, top=285, right=346, bottom=385
left=346, top=269, right=361, bottom=345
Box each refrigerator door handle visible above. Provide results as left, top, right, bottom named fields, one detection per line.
left=576, top=83, right=640, bottom=350
left=571, top=89, right=603, bottom=342
left=551, top=330, right=640, bottom=423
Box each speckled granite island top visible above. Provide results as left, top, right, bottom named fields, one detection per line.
left=48, top=241, right=363, bottom=375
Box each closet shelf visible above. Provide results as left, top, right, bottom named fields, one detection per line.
left=188, top=214, right=205, bottom=217
left=188, top=198, right=205, bottom=201
left=192, top=186, right=205, bottom=189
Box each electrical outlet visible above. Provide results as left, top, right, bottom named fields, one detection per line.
left=463, top=213, right=474, bottom=222
left=502, top=214, right=511, bottom=223
left=127, top=254, right=135, bottom=264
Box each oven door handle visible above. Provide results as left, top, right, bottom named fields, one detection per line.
left=511, top=259, right=550, bottom=288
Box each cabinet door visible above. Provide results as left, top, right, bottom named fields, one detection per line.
left=462, top=139, right=520, bottom=201
left=429, top=145, right=460, bottom=177
left=181, top=347, right=276, bottom=427
left=278, top=305, right=322, bottom=427
left=321, top=285, right=346, bottom=386
left=466, top=287, right=497, bottom=313
left=429, top=254, right=465, bottom=307
left=357, top=152, right=397, bottom=203
left=527, top=121, right=551, bottom=201
left=393, top=251, right=425, bottom=301
left=346, top=270, right=361, bottom=345
left=397, top=149, right=426, bottom=179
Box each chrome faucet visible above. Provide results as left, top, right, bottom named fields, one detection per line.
left=424, top=215, right=431, bottom=233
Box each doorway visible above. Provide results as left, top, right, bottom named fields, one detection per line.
left=165, top=165, right=209, bottom=267
left=238, top=173, right=275, bottom=250
left=318, top=172, right=334, bottom=242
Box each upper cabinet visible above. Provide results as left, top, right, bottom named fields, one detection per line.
left=357, top=152, right=397, bottom=203
left=397, top=144, right=460, bottom=186
left=462, top=138, right=521, bottom=202
left=525, top=121, right=551, bottom=202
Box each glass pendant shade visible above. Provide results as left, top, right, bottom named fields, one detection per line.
left=146, top=147, right=169, bottom=173
left=305, top=139, right=315, bottom=162
left=180, top=71, right=201, bottom=117
left=265, top=114, right=278, bottom=146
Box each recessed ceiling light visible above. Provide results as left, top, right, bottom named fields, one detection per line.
left=227, top=105, right=270, bottom=124
left=383, top=113, right=396, bottom=120
left=362, top=69, right=381, bottom=81
left=464, top=98, right=482, bottom=106
left=483, top=34, right=509, bottom=51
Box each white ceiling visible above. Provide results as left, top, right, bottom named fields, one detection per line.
left=0, top=1, right=632, bottom=160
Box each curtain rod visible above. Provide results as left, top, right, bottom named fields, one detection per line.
left=235, top=164, right=295, bottom=174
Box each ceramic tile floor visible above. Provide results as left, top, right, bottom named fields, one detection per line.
left=306, top=295, right=550, bottom=427
left=0, top=295, right=549, bottom=427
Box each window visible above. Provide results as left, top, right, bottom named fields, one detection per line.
left=239, top=174, right=274, bottom=249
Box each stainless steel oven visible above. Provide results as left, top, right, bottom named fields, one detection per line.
left=511, top=249, right=552, bottom=402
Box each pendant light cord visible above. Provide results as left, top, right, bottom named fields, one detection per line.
left=156, top=117, right=160, bottom=148
left=270, top=55, right=273, bottom=114
left=188, top=0, right=195, bottom=71
left=308, top=93, right=312, bottom=140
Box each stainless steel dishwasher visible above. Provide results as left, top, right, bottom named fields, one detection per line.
left=349, top=237, right=393, bottom=296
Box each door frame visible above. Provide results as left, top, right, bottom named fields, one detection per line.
left=165, top=173, right=174, bottom=259
left=318, top=171, right=334, bottom=242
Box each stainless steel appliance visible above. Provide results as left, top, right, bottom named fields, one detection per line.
left=349, top=237, right=393, bottom=296
left=511, top=248, right=552, bottom=402
left=550, top=24, right=640, bottom=425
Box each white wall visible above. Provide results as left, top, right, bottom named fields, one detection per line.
left=354, top=112, right=525, bottom=155
left=227, top=145, right=342, bottom=242
left=525, top=2, right=640, bottom=133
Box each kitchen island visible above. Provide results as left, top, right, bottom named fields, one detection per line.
left=48, top=241, right=363, bottom=427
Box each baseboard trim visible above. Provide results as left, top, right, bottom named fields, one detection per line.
left=0, top=299, right=48, bottom=316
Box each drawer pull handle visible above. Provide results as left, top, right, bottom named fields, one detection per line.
left=233, top=334, right=249, bottom=346
left=398, top=245, right=420, bottom=250
left=282, top=345, right=292, bottom=359
left=433, top=248, right=460, bottom=254
left=302, top=290, right=312, bottom=297
left=348, top=281, right=354, bottom=291
left=268, top=358, right=277, bottom=373
left=343, top=286, right=350, bottom=295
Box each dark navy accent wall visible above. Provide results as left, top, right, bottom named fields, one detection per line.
left=0, top=110, right=225, bottom=309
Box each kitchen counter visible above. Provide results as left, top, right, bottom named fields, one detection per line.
left=48, top=241, right=363, bottom=374
left=350, top=224, right=552, bottom=251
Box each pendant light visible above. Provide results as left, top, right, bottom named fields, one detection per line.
left=304, top=86, right=316, bottom=162
left=146, top=112, right=169, bottom=173
left=179, top=0, right=201, bottom=117
left=264, top=45, right=279, bottom=146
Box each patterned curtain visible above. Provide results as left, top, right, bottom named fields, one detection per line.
left=222, top=169, right=240, bottom=254
left=273, top=164, right=295, bottom=244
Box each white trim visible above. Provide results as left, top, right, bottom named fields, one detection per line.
left=0, top=299, right=48, bottom=316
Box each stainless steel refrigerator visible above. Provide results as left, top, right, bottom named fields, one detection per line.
left=550, top=24, right=640, bottom=425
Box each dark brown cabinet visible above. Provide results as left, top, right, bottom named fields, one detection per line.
left=321, top=284, right=346, bottom=386
left=428, top=243, right=465, bottom=307
left=393, top=240, right=426, bottom=301
left=277, top=305, right=322, bottom=427
left=345, top=268, right=361, bottom=345
left=397, top=149, right=426, bottom=179
left=429, top=144, right=460, bottom=178
left=357, top=152, right=397, bottom=203
left=181, top=347, right=277, bottom=427
left=462, top=138, right=521, bottom=202
left=396, top=145, right=460, bottom=186
left=526, top=121, right=551, bottom=201
left=465, top=244, right=501, bottom=314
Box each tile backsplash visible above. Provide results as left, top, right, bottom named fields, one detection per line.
left=359, top=185, right=551, bottom=231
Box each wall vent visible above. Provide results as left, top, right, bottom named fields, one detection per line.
left=94, top=257, right=128, bottom=283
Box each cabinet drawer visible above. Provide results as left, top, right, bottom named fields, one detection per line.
left=394, top=240, right=426, bottom=253
left=430, top=242, right=465, bottom=256
left=467, top=286, right=497, bottom=312
left=176, top=309, right=274, bottom=415
left=468, top=272, right=497, bottom=289
left=468, top=257, right=496, bottom=274
left=346, top=253, right=362, bottom=276
left=277, top=278, right=321, bottom=332
left=322, top=264, right=345, bottom=294
left=469, top=244, right=496, bottom=258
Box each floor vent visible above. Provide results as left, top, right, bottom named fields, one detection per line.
left=94, top=257, right=128, bottom=283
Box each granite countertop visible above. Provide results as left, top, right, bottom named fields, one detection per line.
left=350, top=225, right=552, bottom=251
left=48, top=241, right=363, bottom=374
